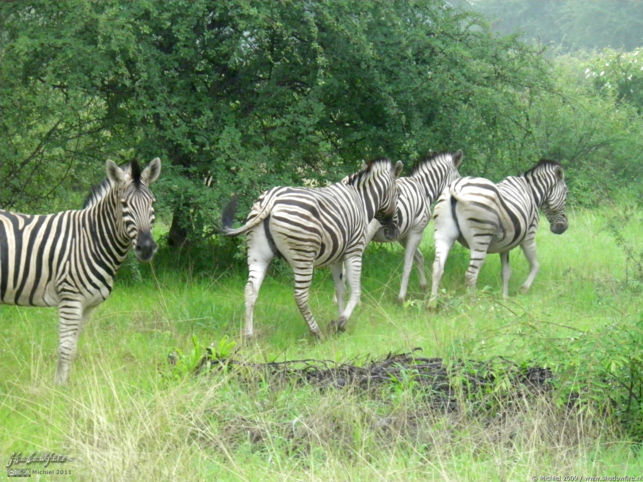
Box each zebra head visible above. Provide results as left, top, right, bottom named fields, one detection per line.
left=106, top=158, right=162, bottom=261
left=362, top=159, right=404, bottom=240
left=529, top=160, right=568, bottom=235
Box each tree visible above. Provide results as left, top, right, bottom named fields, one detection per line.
left=0, top=2, right=117, bottom=210
left=3, top=0, right=636, bottom=248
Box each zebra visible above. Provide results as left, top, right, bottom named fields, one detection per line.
left=366, top=150, right=463, bottom=302
left=430, top=159, right=568, bottom=301
left=0, top=158, right=161, bottom=384
left=221, top=159, right=403, bottom=338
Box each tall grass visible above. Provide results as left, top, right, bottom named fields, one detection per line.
left=0, top=205, right=641, bottom=480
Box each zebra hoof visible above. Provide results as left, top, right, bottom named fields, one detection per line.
left=426, top=298, right=439, bottom=311
left=396, top=295, right=406, bottom=304
left=53, top=372, right=69, bottom=385
left=329, top=317, right=347, bottom=333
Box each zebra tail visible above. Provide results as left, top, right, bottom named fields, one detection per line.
left=220, top=196, right=272, bottom=237
left=442, top=183, right=462, bottom=238
left=448, top=181, right=461, bottom=200
left=448, top=180, right=471, bottom=206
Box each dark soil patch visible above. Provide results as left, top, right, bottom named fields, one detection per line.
left=191, top=348, right=554, bottom=411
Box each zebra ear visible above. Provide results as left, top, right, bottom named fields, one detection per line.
left=141, top=157, right=162, bottom=185
left=394, top=160, right=403, bottom=178
left=106, top=159, right=127, bottom=185
left=555, top=165, right=564, bottom=180
left=453, top=149, right=464, bottom=168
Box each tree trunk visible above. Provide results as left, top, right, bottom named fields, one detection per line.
left=167, top=207, right=189, bottom=247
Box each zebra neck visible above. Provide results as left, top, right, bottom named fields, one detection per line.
left=356, top=185, right=379, bottom=221
left=524, top=174, right=549, bottom=207
left=411, top=167, right=440, bottom=202
left=345, top=176, right=378, bottom=221
left=84, top=192, right=131, bottom=270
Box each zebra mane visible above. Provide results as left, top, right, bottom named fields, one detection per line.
left=131, top=160, right=142, bottom=188
left=83, top=162, right=132, bottom=209
left=83, top=178, right=112, bottom=209
left=410, top=152, right=455, bottom=176
left=524, top=159, right=562, bottom=177
left=344, top=158, right=391, bottom=185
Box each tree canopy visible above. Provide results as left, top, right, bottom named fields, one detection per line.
left=1, top=0, right=640, bottom=246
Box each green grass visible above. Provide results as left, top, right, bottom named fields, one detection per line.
left=0, top=205, right=641, bottom=480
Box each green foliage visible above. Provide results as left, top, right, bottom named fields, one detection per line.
left=167, top=334, right=237, bottom=380
left=603, top=203, right=643, bottom=290
left=585, top=48, right=643, bottom=114
left=0, top=2, right=548, bottom=222
left=0, top=0, right=142, bottom=210
left=525, top=318, right=642, bottom=442
left=0, top=0, right=640, bottom=241
left=522, top=54, right=642, bottom=205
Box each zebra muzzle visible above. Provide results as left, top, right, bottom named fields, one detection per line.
left=382, top=223, right=400, bottom=241
left=551, top=221, right=568, bottom=234
left=376, top=212, right=400, bottom=241
left=134, top=231, right=158, bottom=262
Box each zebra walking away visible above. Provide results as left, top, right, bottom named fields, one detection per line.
left=367, top=150, right=463, bottom=302
left=0, top=158, right=161, bottom=384
left=430, top=159, right=568, bottom=301
left=222, top=159, right=403, bottom=338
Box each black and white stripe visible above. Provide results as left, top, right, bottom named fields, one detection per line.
left=430, top=159, right=568, bottom=300
left=367, top=151, right=463, bottom=301
left=222, top=159, right=403, bottom=338
left=0, top=158, right=161, bottom=383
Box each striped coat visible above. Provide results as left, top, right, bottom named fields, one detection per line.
left=430, top=159, right=568, bottom=300
left=222, top=159, right=403, bottom=338
left=366, top=151, right=463, bottom=301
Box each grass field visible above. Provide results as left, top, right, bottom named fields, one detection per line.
left=0, top=205, right=641, bottom=480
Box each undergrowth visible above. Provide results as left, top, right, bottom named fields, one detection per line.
left=0, top=206, right=641, bottom=480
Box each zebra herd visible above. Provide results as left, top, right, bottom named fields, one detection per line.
left=0, top=153, right=568, bottom=384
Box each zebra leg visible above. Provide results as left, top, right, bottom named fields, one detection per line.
left=519, top=240, right=540, bottom=293
left=55, top=299, right=84, bottom=384
left=331, top=218, right=379, bottom=306
left=331, top=262, right=346, bottom=314
left=332, top=255, right=362, bottom=332
left=244, top=260, right=270, bottom=338
left=430, top=229, right=457, bottom=303
left=500, top=251, right=511, bottom=298
left=397, top=231, right=423, bottom=302
left=244, top=228, right=274, bottom=338
left=331, top=267, right=346, bottom=306
left=364, top=218, right=382, bottom=245
left=464, top=248, right=488, bottom=293
left=292, top=265, right=322, bottom=338
left=414, top=248, right=428, bottom=293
